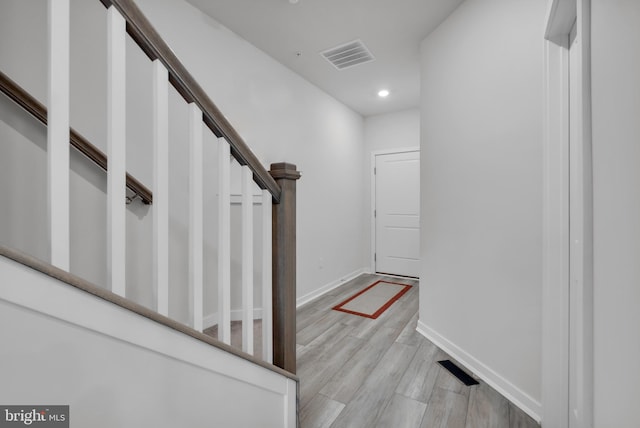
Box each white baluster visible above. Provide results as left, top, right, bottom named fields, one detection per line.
left=241, top=166, right=254, bottom=354
left=189, top=104, right=204, bottom=331
left=106, top=6, right=126, bottom=296
left=262, top=189, right=273, bottom=363
left=48, top=0, right=70, bottom=271
left=152, top=60, right=169, bottom=316
left=218, top=138, right=231, bottom=344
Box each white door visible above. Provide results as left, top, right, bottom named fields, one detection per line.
left=374, top=150, right=420, bottom=277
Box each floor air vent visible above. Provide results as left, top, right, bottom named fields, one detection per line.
left=437, top=360, right=479, bottom=386
left=321, top=39, right=375, bottom=70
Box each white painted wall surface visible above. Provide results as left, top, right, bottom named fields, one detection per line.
left=418, top=0, right=544, bottom=420
left=0, top=255, right=296, bottom=428
left=363, top=109, right=420, bottom=271
left=364, top=109, right=420, bottom=153
left=0, top=0, right=366, bottom=318
left=133, top=0, right=366, bottom=305
left=591, top=1, right=640, bottom=426
left=0, top=98, right=49, bottom=261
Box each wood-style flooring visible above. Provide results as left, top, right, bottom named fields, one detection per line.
left=297, top=274, right=540, bottom=428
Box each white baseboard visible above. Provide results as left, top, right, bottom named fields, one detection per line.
left=204, top=308, right=263, bottom=330
left=416, top=320, right=542, bottom=423
left=296, top=267, right=368, bottom=308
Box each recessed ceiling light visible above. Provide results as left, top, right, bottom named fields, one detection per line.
left=378, top=89, right=390, bottom=98
left=289, top=0, right=299, bottom=3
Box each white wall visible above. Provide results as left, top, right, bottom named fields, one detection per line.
left=591, top=1, right=640, bottom=426
left=363, top=109, right=420, bottom=271
left=134, top=0, right=366, bottom=303
left=0, top=0, right=366, bottom=320
left=418, top=0, right=544, bottom=420
left=0, top=255, right=296, bottom=428
left=364, top=109, right=420, bottom=154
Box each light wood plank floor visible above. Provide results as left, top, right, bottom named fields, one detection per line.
left=297, top=273, right=540, bottom=428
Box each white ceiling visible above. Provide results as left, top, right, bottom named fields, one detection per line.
left=185, top=0, right=464, bottom=117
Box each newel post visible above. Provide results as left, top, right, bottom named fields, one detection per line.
left=270, top=162, right=301, bottom=374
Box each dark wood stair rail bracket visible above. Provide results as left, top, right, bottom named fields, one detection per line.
left=270, top=163, right=301, bottom=374
left=0, top=70, right=153, bottom=205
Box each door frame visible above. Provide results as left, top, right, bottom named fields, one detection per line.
left=370, top=147, right=420, bottom=277
left=543, top=0, right=592, bottom=427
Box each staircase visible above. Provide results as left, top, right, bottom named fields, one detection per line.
left=0, top=0, right=298, bottom=426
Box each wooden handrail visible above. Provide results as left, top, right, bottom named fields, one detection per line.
left=0, top=71, right=153, bottom=205
left=99, top=0, right=282, bottom=203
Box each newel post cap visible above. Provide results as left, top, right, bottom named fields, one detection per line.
left=269, top=163, right=301, bottom=180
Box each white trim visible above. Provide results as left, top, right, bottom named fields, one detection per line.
left=296, top=268, right=368, bottom=308
left=241, top=166, right=254, bottom=354
left=543, top=1, right=593, bottom=427
left=545, top=0, right=577, bottom=46
left=261, top=190, right=273, bottom=363
left=153, top=60, right=169, bottom=317
left=106, top=6, right=127, bottom=296
left=217, top=138, right=231, bottom=344
left=568, top=2, right=593, bottom=427
left=285, top=379, right=297, bottom=428
left=188, top=103, right=204, bottom=332
left=416, top=321, right=542, bottom=423
left=370, top=146, right=421, bottom=157
left=204, top=308, right=264, bottom=330
left=47, top=0, right=70, bottom=271
left=370, top=147, right=420, bottom=275
left=542, top=37, right=571, bottom=428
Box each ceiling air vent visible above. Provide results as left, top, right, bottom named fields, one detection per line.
left=321, top=39, right=375, bottom=70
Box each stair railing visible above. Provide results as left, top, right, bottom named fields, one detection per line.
left=0, top=0, right=299, bottom=374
